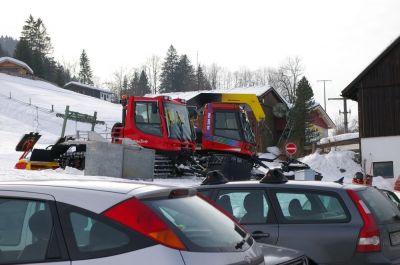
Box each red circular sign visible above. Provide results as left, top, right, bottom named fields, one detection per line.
left=285, top=142, right=297, bottom=155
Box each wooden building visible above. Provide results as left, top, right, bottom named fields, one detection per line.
left=0, top=57, right=34, bottom=76
left=64, top=81, right=113, bottom=102
left=342, top=36, right=400, bottom=179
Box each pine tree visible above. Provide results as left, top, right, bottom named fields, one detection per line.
left=289, top=76, right=318, bottom=155
left=14, top=15, right=67, bottom=83
left=19, top=15, right=52, bottom=57
left=123, top=75, right=128, bottom=90
left=159, top=45, right=179, bottom=93
left=138, top=70, right=151, bottom=96
left=0, top=36, right=18, bottom=55
left=14, top=39, right=32, bottom=66
left=196, top=65, right=212, bottom=90
left=78, top=49, right=93, bottom=85
left=128, top=71, right=140, bottom=96
left=176, top=55, right=195, bottom=92
left=0, top=44, right=7, bottom=57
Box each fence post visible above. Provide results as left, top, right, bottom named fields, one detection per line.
left=29, top=98, right=31, bottom=105
left=91, top=111, right=97, bottom=131
left=51, top=105, right=54, bottom=112
left=61, top=105, right=69, bottom=137
left=9, top=92, right=11, bottom=99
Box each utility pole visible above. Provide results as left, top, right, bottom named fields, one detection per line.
left=317, top=80, right=332, bottom=111
left=328, top=97, right=351, bottom=133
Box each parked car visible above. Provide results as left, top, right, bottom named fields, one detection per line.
left=0, top=179, right=307, bottom=265
left=380, top=189, right=400, bottom=209
left=197, top=173, right=400, bottom=265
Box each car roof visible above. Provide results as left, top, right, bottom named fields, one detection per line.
left=0, top=179, right=173, bottom=194
left=0, top=179, right=184, bottom=213
left=198, top=180, right=367, bottom=191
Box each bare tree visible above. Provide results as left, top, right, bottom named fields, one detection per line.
left=349, top=118, right=359, bottom=133
left=145, top=55, right=161, bottom=94
left=106, top=67, right=132, bottom=99
left=206, top=63, right=221, bottom=90
left=268, top=56, right=304, bottom=103
left=60, top=58, right=79, bottom=80
left=333, top=115, right=345, bottom=135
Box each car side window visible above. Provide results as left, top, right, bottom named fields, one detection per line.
left=69, top=212, right=129, bottom=252
left=216, top=190, right=273, bottom=224
left=274, top=191, right=350, bottom=223
left=0, top=198, right=62, bottom=264
left=58, top=203, right=156, bottom=260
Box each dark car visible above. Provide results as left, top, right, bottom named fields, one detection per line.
left=197, top=177, right=400, bottom=265
left=380, top=189, right=400, bottom=209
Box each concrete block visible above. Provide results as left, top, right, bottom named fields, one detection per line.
left=84, top=141, right=155, bottom=180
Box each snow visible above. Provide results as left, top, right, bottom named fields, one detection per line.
left=0, top=73, right=121, bottom=139
left=0, top=57, right=34, bottom=74
left=319, top=132, right=359, bottom=144
left=300, top=150, right=361, bottom=183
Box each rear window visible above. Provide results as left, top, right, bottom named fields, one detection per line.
left=144, top=195, right=251, bottom=252
left=357, top=188, right=400, bottom=224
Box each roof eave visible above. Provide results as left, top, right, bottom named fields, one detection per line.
left=341, top=35, right=400, bottom=101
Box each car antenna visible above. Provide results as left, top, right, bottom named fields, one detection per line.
left=334, top=177, right=344, bottom=184
left=259, top=168, right=288, bottom=184
left=201, top=170, right=229, bottom=185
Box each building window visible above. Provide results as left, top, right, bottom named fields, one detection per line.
left=373, top=161, right=394, bottom=178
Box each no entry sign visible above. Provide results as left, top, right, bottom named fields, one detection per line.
left=285, top=142, right=297, bottom=155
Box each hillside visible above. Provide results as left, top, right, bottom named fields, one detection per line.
left=0, top=73, right=121, bottom=169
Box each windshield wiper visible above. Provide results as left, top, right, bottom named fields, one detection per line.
left=235, top=233, right=250, bottom=249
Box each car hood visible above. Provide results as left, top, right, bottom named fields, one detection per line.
left=256, top=242, right=306, bottom=265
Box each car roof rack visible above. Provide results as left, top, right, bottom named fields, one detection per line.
left=201, top=170, right=229, bottom=185
left=259, top=168, right=288, bottom=184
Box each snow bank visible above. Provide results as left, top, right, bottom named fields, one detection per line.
left=300, top=150, right=361, bottom=183
left=300, top=150, right=395, bottom=190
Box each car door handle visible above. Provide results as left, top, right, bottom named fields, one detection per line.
left=251, top=231, right=270, bottom=239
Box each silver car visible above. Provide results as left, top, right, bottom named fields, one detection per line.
left=0, top=180, right=307, bottom=265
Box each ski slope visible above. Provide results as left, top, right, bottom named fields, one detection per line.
left=0, top=73, right=121, bottom=140
left=0, top=74, right=121, bottom=177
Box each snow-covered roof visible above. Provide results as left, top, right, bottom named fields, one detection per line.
left=147, top=85, right=275, bottom=101
left=64, top=81, right=112, bottom=94
left=0, top=57, right=34, bottom=74
left=312, top=104, right=336, bottom=129
left=319, top=132, right=359, bottom=144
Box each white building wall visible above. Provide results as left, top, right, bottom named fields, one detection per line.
left=361, top=135, right=400, bottom=178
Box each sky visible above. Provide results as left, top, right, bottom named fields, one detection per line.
left=2, top=0, right=400, bottom=122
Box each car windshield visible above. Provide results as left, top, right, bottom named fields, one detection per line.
left=164, top=103, right=192, bottom=141
left=144, top=195, right=251, bottom=252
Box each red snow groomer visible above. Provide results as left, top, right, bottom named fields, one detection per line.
left=111, top=93, right=266, bottom=179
